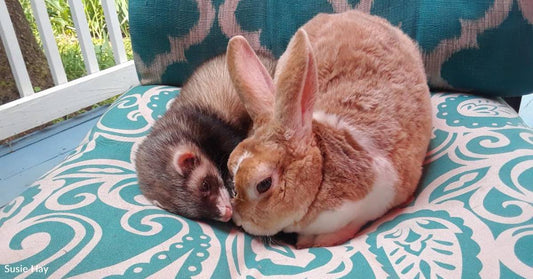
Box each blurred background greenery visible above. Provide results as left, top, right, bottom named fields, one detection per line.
left=0, top=0, right=133, bottom=134
left=20, top=0, right=132, bottom=81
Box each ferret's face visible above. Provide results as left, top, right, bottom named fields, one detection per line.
left=137, top=142, right=233, bottom=222
left=172, top=149, right=233, bottom=222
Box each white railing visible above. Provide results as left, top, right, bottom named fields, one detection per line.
left=0, top=0, right=139, bottom=141
left=0, top=1, right=531, bottom=141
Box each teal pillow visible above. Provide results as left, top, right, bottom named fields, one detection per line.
left=130, top=0, right=533, bottom=97
left=1, top=86, right=532, bottom=277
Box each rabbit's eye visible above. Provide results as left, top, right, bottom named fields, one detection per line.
left=256, top=177, right=272, bottom=194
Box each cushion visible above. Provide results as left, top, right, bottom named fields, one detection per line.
left=130, top=0, right=533, bottom=97
left=1, top=85, right=532, bottom=277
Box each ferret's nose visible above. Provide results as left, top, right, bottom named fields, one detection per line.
left=220, top=206, right=232, bottom=222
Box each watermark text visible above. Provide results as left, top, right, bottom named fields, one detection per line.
left=3, top=264, right=49, bottom=275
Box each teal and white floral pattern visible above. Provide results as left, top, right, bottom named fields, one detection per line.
left=1, top=86, right=531, bottom=278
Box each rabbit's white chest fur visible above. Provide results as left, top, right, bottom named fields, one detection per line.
left=284, top=111, right=398, bottom=235
left=296, top=156, right=397, bottom=235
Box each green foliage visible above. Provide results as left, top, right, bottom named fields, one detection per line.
left=20, top=0, right=129, bottom=40
left=15, top=0, right=133, bottom=128
left=83, top=0, right=130, bottom=39
left=57, top=35, right=133, bottom=81
left=46, top=0, right=75, bottom=36
left=19, top=0, right=132, bottom=81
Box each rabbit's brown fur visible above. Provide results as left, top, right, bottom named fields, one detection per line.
left=227, top=10, right=432, bottom=248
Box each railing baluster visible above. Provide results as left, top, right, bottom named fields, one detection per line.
left=101, top=0, right=127, bottom=64
left=30, top=0, right=68, bottom=85
left=0, top=0, right=34, bottom=97
left=68, top=0, right=99, bottom=74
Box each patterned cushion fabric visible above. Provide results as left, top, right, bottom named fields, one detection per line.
left=1, top=86, right=532, bottom=278
left=130, top=0, right=533, bottom=97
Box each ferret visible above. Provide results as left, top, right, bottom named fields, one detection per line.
left=135, top=54, right=276, bottom=222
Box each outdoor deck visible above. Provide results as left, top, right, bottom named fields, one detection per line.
left=0, top=106, right=108, bottom=207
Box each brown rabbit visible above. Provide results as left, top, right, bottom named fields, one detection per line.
left=225, top=10, right=432, bottom=248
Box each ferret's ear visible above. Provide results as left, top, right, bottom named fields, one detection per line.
left=174, top=150, right=197, bottom=177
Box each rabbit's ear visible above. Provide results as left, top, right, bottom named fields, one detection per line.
left=274, top=29, right=317, bottom=142
left=227, top=36, right=275, bottom=124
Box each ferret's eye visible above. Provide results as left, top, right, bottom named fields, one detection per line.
left=201, top=175, right=218, bottom=193
left=200, top=179, right=211, bottom=193
left=256, top=177, right=272, bottom=194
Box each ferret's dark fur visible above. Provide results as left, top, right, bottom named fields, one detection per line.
left=135, top=54, right=276, bottom=221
